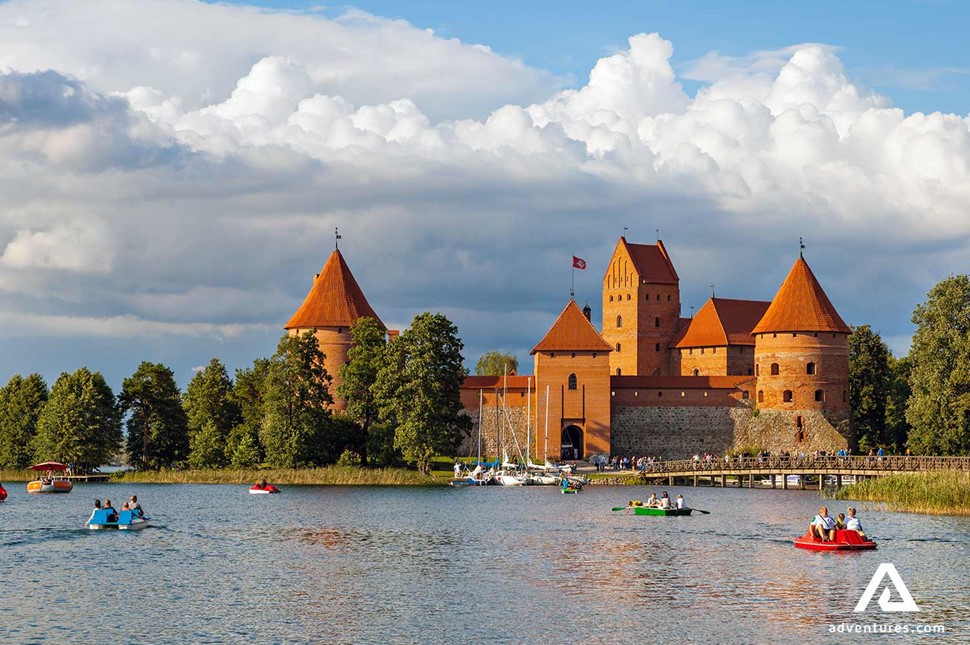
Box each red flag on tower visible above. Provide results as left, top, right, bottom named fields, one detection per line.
left=572, top=256, right=586, bottom=270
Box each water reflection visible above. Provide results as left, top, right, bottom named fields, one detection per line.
left=0, top=483, right=966, bottom=643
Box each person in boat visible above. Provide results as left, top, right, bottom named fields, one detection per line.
left=809, top=506, right=837, bottom=541
left=129, top=495, right=144, bottom=517
left=86, top=500, right=102, bottom=524
left=676, top=494, right=685, bottom=510
left=104, top=499, right=118, bottom=523
left=835, top=513, right=846, bottom=530
left=659, top=491, right=671, bottom=509
left=845, top=507, right=866, bottom=538
left=453, top=460, right=462, bottom=478
left=645, top=492, right=658, bottom=507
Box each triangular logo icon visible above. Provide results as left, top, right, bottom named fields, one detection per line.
left=854, top=563, right=920, bottom=612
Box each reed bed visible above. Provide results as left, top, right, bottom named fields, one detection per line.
left=112, top=466, right=438, bottom=486
left=832, top=471, right=970, bottom=516
left=0, top=469, right=34, bottom=482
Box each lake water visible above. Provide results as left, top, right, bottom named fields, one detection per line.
left=1, top=482, right=967, bottom=644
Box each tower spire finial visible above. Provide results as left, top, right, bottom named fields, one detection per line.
left=799, top=236, right=805, bottom=259
left=335, top=227, right=342, bottom=250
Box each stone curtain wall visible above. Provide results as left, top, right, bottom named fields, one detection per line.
left=611, top=405, right=852, bottom=459
left=456, top=406, right=535, bottom=460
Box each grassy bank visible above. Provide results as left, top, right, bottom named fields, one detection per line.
left=832, top=471, right=970, bottom=516
left=112, top=466, right=438, bottom=486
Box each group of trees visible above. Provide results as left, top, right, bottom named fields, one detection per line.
left=0, top=312, right=472, bottom=473
left=849, top=275, right=970, bottom=455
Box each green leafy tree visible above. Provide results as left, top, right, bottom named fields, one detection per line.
left=906, top=275, right=970, bottom=455
left=337, top=317, right=387, bottom=465
left=375, top=312, right=472, bottom=474
left=0, top=374, right=48, bottom=469
left=475, top=350, right=518, bottom=376
left=121, top=362, right=189, bottom=469
left=885, top=355, right=912, bottom=453
left=184, top=358, right=241, bottom=469
left=33, top=368, right=121, bottom=473
left=261, top=332, right=333, bottom=467
left=848, top=324, right=891, bottom=452
left=226, top=358, right=269, bottom=467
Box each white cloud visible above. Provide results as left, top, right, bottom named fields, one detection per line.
left=0, top=0, right=967, bottom=387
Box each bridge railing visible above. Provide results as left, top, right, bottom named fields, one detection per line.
left=637, top=455, right=970, bottom=475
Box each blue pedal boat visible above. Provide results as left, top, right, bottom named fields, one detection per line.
left=86, top=509, right=150, bottom=530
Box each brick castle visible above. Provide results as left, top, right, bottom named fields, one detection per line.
left=285, top=238, right=853, bottom=461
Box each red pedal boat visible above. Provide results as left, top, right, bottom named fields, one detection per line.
left=794, top=529, right=877, bottom=551
left=249, top=483, right=280, bottom=494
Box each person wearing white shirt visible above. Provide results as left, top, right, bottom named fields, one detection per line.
left=845, top=507, right=866, bottom=538
left=810, top=506, right=837, bottom=541
left=659, top=491, right=671, bottom=509
left=676, top=494, right=685, bottom=510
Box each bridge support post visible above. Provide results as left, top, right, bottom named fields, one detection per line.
left=799, top=476, right=805, bottom=490
left=836, top=474, right=841, bottom=488
left=720, top=474, right=727, bottom=488
left=818, top=476, right=823, bottom=491
left=748, top=473, right=754, bottom=488
left=669, top=475, right=674, bottom=486
left=693, top=474, right=698, bottom=487
left=771, top=474, right=776, bottom=489
left=782, top=475, right=788, bottom=490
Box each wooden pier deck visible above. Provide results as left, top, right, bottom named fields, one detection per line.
left=629, top=455, right=970, bottom=490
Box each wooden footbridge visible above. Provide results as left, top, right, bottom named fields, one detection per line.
left=631, top=455, right=970, bottom=490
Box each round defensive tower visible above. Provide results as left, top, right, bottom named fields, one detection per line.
left=752, top=256, right=851, bottom=414
left=284, top=248, right=385, bottom=411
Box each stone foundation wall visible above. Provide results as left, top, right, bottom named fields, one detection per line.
left=457, top=406, right=533, bottom=460
left=610, top=404, right=852, bottom=459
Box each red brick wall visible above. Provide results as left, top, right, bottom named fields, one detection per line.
left=754, top=332, right=849, bottom=411
left=533, top=349, right=611, bottom=458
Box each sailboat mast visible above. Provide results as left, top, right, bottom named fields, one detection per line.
left=526, top=376, right=531, bottom=466
left=544, top=384, right=550, bottom=463
left=477, top=389, right=483, bottom=465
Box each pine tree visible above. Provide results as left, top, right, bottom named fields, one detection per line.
left=121, top=362, right=189, bottom=469
left=0, top=374, right=48, bottom=469
left=184, top=358, right=240, bottom=469
left=226, top=358, right=269, bottom=468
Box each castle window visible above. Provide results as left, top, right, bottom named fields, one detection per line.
left=806, top=362, right=816, bottom=375
left=616, top=368, right=622, bottom=376
left=592, top=353, right=597, bottom=359
left=773, top=333, right=777, bottom=338
left=814, top=389, right=824, bottom=402
left=742, top=391, right=750, bottom=400
left=645, top=293, right=649, bottom=300
left=792, top=333, right=797, bottom=337
left=568, top=373, right=577, bottom=390
left=712, top=347, right=717, bottom=354
left=616, top=343, right=621, bottom=353
left=770, top=363, right=779, bottom=376
left=655, top=317, right=660, bottom=327
left=667, top=295, right=671, bottom=301
left=338, top=327, right=343, bottom=334
left=758, top=390, right=764, bottom=403
left=693, top=368, right=700, bottom=376
left=704, top=392, right=708, bottom=397
left=755, top=364, right=760, bottom=376
left=551, top=353, right=555, bottom=358
left=783, top=390, right=793, bottom=403
left=689, top=348, right=693, bottom=355
left=700, top=347, right=705, bottom=354
left=571, top=352, right=576, bottom=359
left=843, top=390, right=847, bottom=402
left=616, top=315, right=622, bottom=328
left=658, top=391, right=663, bottom=397
left=681, top=391, right=686, bottom=397
left=656, top=294, right=661, bottom=301
left=655, top=343, right=660, bottom=352
left=814, top=332, right=818, bottom=337
left=609, top=295, right=614, bottom=302
left=747, top=368, right=752, bottom=375
left=627, top=294, right=631, bottom=301
left=795, top=428, right=805, bottom=443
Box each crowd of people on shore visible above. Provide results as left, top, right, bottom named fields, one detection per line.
left=87, top=495, right=145, bottom=523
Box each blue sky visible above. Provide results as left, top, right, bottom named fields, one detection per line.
left=0, top=0, right=968, bottom=391
left=223, top=0, right=970, bottom=115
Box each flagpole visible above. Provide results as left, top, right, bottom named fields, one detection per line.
left=571, top=263, right=575, bottom=299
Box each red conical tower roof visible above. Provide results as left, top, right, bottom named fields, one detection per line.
left=285, top=249, right=385, bottom=330
left=752, top=257, right=850, bottom=334
left=531, top=300, right=614, bottom=354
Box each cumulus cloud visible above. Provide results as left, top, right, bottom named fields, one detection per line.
left=0, top=0, right=967, bottom=388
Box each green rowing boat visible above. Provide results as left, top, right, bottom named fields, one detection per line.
left=612, top=506, right=693, bottom=516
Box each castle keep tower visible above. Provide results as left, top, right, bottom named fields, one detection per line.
left=752, top=256, right=851, bottom=415
left=601, top=238, right=680, bottom=377
left=532, top=300, right=613, bottom=460
left=285, top=249, right=385, bottom=411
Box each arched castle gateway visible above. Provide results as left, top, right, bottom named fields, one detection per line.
left=286, top=240, right=853, bottom=458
